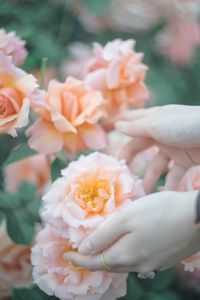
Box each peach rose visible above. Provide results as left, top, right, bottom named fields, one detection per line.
left=157, top=18, right=200, bottom=65
left=27, top=77, right=107, bottom=155
left=0, top=28, right=27, bottom=66
left=31, top=225, right=128, bottom=300
left=4, top=154, right=51, bottom=194
left=0, top=223, right=32, bottom=299
left=84, top=39, right=149, bottom=127
left=178, top=166, right=200, bottom=271
left=0, top=51, right=38, bottom=137
left=42, top=152, right=144, bottom=247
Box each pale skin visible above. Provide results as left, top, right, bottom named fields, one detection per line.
left=65, top=105, right=200, bottom=273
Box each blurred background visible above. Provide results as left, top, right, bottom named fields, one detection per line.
left=1, top=0, right=200, bottom=299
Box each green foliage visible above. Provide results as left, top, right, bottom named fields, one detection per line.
left=2, top=143, right=37, bottom=168
left=0, top=183, right=41, bottom=244
left=51, top=157, right=69, bottom=181
left=12, top=286, right=58, bottom=300
left=79, top=0, right=112, bottom=16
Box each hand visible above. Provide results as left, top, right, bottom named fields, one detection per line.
left=64, top=190, right=200, bottom=273
left=115, top=105, right=200, bottom=193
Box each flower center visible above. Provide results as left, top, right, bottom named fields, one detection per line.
left=0, top=99, right=6, bottom=118
left=76, top=179, right=110, bottom=213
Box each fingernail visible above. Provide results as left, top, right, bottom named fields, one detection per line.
left=79, top=240, right=93, bottom=255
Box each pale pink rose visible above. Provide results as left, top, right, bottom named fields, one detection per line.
left=0, top=223, right=32, bottom=299
left=178, top=166, right=200, bottom=192
left=178, top=166, right=200, bottom=270
left=106, top=131, right=159, bottom=177
left=157, top=18, right=200, bottom=65
left=4, top=154, right=51, bottom=194
left=0, top=51, right=39, bottom=137
left=0, top=28, right=27, bottom=66
left=61, top=43, right=92, bottom=79
left=26, top=77, right=107, bottom=155
left=31, top=225, right=128, bottom=300
left=42, top=152, right=144, bottom=247
left=84, top=39, right=149, bottom=128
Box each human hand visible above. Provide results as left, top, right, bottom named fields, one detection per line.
left=116, top=105, right=200, bottom=192
left=64, top=190, right=200, bottom=273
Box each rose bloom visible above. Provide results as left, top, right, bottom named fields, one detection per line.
left=42, top=152, right=144, bottom=247
left=4, top=154, right=51, bottom=194
left=27, top=77, right=106, bottom=155
left=0, top=223, right=32, bottom=299
left=178, top=166, right=200, bottom=271
left=157, top=18, right=200, bottom=65
left=84, top=39, right=149, bottom=128
left=106, top=130, right=159, bottom=177
left=31, top=225, right=128, bottom=300
left=0, top=28, right=27, bottom=66
left=61, top=43, right=92, bottom=79
left=0, top=51, right=38, bottom=137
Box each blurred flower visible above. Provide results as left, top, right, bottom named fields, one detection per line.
left=106, top=131, right=158, bottom=177
left=61, top=43, right=92, bottom=79
left=42, top=152, right=144, bottom=247
left=0, top=223, right=32, bottom=299
left=178, top=166, right=200, bottom=192
left=177, top=263, right=200, bottom=294
left=0, top=52, right=38, bottom=137
left=178, top=166, right=200, bottom=271
left=77, top=0, right=200, bottom=33
left=85, top=39, right=149, bottom=129
left=31, top=225, right=127, bottom=300
left=4, top=154, right=51, bottom=194
left=157, top=18, right=200, bottom=65
left=27, top=77, right=107, bottom=155
left=0, top=28, right=27, bottom=66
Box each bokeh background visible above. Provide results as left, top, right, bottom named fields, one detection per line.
left=1, top=0, right=200, bottom=299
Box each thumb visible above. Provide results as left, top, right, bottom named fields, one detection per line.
left=78, top=212, right=129, bottom=255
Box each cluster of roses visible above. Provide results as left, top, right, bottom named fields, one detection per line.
left=1, top=26, right=200, bottom=300
left=0, top=28, right=149, bottom=300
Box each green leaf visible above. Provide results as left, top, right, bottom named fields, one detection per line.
left=2, top=143, right=37, bottom=168
left=139, top=269, right=175, bottom=292
left=145, top=292, right=165, bottom=300
left=0, top=134, right=16, bottom=167
left=6, top=209, right=35, bottom=244
left=51, top=157, right=68, bottom=181
left=120, top=274, right=143, bottom=300
left=12, top=286, right=59, bottom=300
left=1, top=183, right=41, bottom=244
left=80, top=0, right=112, bottom=16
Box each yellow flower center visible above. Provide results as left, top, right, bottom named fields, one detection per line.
left=76, top=178, right=110, bottom=213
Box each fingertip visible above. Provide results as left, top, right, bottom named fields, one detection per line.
left=78, top=240, right=93, bottom=255
left=63, top=251, right=75, bottom=261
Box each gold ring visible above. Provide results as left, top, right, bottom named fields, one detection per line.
left=101, top=251, right=110, bottom=271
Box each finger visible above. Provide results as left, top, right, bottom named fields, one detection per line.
left=118, top=107, right=160, bottom=121
left=64, top=252, right=104, bottom=272
left=78, top=212, right=130, bottom=255
left=115, top=118, right=153, bottom=138
left=143, top=151, right=170, bottom=193
left=119, top=137, right=154, bottom=163
left=165, top=164, right=187, bottom=190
